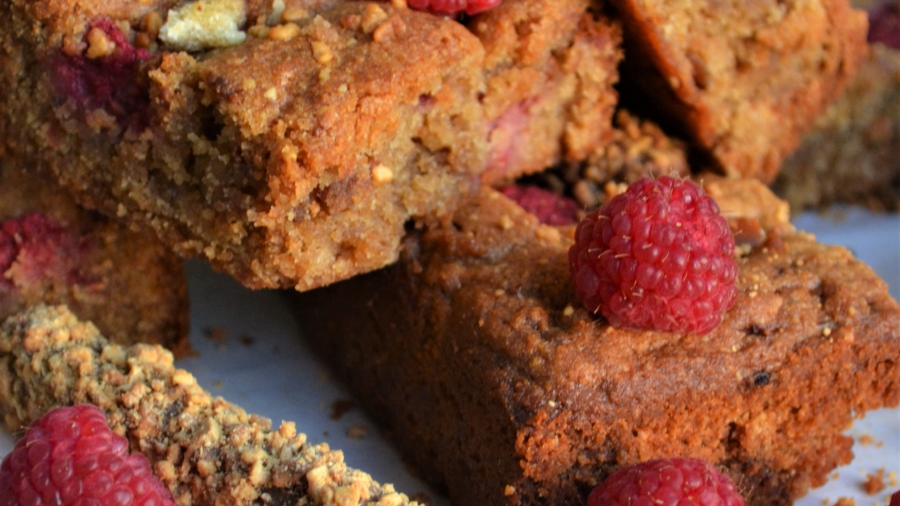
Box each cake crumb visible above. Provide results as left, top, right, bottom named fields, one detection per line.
left=864, top=468, right=887, bottom=495
left=504, top=485, right=516, bottom=496
left=239, top=334, right=255, bottom=346
left=329, top=399, right=354, bottom=420
left=834, top=497, right=856, bottom=506
left=887, top=471, right=897, bottom=487
left=212, top=380, right=223, bottom=389
left=858, top=433, right=877, bottom=446
left=346, top=424, right=368, bottom=439
left=205, top=327, right=228, bottom=341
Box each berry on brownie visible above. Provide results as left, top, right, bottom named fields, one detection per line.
left=407, top=0, right=502, bottom=15
left=587, top=458, right=745, bottom=506
left=50, top=18, right=153, bottom=132
left=0, top=212, right=85, bottom=291
left=568, top=176, right=738, bottom=335
left=500, top=185, right=581, bottom=226
left=869, top=1, right=900, bottom=49
left=0, top=404, right=174, bottom=506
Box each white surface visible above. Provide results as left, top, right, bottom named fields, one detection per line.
left=0, top=208, right=898, bottom=505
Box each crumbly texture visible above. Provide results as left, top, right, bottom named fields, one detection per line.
left=0, top=304, right=421, bottom=506
left=0, top=0, right=623, bottom=292
left=0, top=161, right=190, bottom=356
left=0, top=1, right=489, bottom=291
left=292, top=179, right=900, bottom=506
left=530, top=110, right=690, bottom=212
left=467, top=0, right=623, bottom=182
left=774, top=43, right=900, bottom=211
left=612, top=0, right=869, bottom=182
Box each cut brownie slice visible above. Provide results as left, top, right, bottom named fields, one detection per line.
left=0, top=0, right=624, bottom=292
left=0, top=161, right=190, bottom=355
left=0, top=304, right=421, bottom=506
left=292, top=179, right=900, bottom=506
left=0, top=1, right=489, bottom=291
left=774, top=0, right=900, bottom=211
left=611, top=0, right=869, bottom=182
left=468, top=0, right=623, bottom=182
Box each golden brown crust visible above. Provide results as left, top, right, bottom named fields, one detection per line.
left=0, top=304, right=419, bottom=506
left=0, top=161, right=190, bottom=356
left=612, top=0, right=869, bottom=182
left=292, top=180, right=900, bottom=506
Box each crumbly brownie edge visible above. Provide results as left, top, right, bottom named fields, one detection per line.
left=0, top=304, right=420, bottom=506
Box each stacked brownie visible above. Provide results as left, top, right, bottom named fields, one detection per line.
left=0, top=0, right=896, bottom=505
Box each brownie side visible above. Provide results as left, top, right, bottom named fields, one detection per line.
left=0, top=1, right=489, bottom=291
left=0, top=161, right=190, bottom=356
left=292, top=181, right=900, bottom=506
left=467, top=0, right=623, bottom=182
left=610, top=0, right=869, bottom=182
left=774, top=43, right=900, bottom=211
left=0, top=304, right=421, bottom=506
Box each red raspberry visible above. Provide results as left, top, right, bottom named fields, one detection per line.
left=50, top=18, right=153, bottom=132
left=501, top=185, right=580, bottom=226
left=0, top=213, right=86, bottom=291
left=407, top=0, right=502, bottom=16
left=568, top=176, right=737, bottom=335
left=0, top=405, right=174, bottom=506
left=588, top=458, right=745, bottom=506
left=891, top=489, right=900, bottom=506
left=869, top=2, right=900, bottom=49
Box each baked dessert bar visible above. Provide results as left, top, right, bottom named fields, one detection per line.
left=0, top=0, right=622, bottom=291
left=774, top=0, right=900, bottom=211
left=611, top=0, right=869, bottom=182
left=292, top=178, right=900, bottom=506
left=0, top=161, right=190, bottom=355
left=467, top=0, right=622, bottom=182
left=0, top=304, right=420, bottom=506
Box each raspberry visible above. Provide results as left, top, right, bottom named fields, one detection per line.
left=0, top=405, right=174, bottom=506
left=0, top=213, right=86, bottom=291
left=501, top=185, right=580, bottom=226
left=50, top=18, right=153, bottom=132
left=869, top=2, right=900, bottom=49
left=891, top=489, right=900, bottom=506
left=587, top=458, right=745, bottom=506
left=568, top=176, right=737, bottom=335
left=407, top=0, right=502, bottom=16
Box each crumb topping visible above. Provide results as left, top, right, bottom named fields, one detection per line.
left=0, top=305, right=419, bottom=506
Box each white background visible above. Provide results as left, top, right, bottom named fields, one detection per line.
left=1, top=208, right=898, bottom=505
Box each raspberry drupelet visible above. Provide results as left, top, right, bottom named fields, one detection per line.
left=0, top=404, right=174, bottom=506
left=568, top=176, right=738, bottom=335
left=407, top=0, right=502, bottom=15
left=587, top=458, right=745, bottom=506
left=500, top=185, right=581, bottom=226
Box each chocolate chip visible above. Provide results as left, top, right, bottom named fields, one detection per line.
left=753, top=371, right=771, bottom=386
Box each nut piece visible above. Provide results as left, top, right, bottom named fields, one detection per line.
left=85, top=27, right=116, bottom=59
left=160, top=0, right=247, bottom=52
